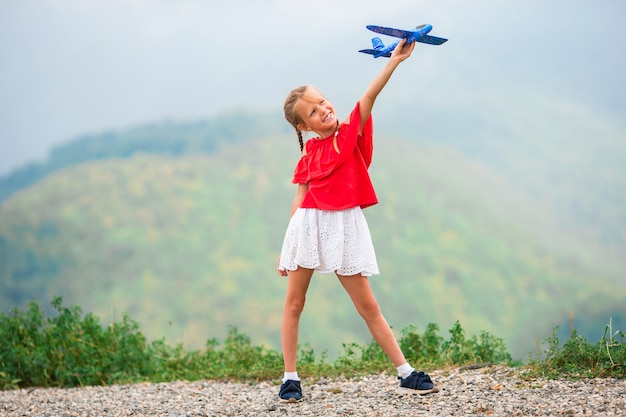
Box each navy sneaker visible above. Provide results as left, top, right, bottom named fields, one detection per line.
left=397, top=371, right=439, bottom=395
left=279, top=379, right=302, bottom=403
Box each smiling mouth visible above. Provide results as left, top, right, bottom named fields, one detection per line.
left=323, top=112, right=333, bottom=123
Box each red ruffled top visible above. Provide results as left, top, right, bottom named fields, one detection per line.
left=292, top=102, right=378, bottom=210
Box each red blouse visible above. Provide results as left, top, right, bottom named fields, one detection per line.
left=292, top=102, right=378, bottom=210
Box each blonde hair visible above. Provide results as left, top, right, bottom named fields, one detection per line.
left=283, top=85, right=310, bottom=152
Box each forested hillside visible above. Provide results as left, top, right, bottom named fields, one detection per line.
left=3, top=93, right=625, bottom=257
left=0, top=109, right=287, bottom=202
left=380, top=84, right=626, bottom=256
left=1, top=128, right=624, bottom=360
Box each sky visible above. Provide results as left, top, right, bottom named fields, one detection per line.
left=1, top=0, right=624, bottom=175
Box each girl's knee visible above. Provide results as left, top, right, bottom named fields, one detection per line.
left=357, top=300, right=381, bottom=321
left=284, top=297, right=306, bottom=317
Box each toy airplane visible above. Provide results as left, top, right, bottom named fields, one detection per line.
left=359, top=24, right=447, bottom=58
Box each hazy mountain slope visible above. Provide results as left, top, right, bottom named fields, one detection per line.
left=1, top=135, right=623, bottom=359
left=3, top=75, right=625, bottom=258
left=0, top=109, right=286, bottom=203
left=379, top=46, right=626, bottom=256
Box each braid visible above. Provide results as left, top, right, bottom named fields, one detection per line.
left=296, top=129, right=304, bottom=152
left=284, top=85, right=310, bottom=152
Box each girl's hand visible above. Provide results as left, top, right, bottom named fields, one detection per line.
left=277, top=257, right=288, bottom=276
left=391, top=38, right=416, bottom=63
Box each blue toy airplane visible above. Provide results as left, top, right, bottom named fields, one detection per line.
left=359, top=24, right=447, bottom=58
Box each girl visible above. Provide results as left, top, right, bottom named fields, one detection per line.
left=277, top=39, right=438, bottom=402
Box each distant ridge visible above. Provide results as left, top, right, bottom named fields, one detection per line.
left=0, top=108, right=286, bottom=202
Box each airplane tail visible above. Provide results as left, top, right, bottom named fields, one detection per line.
left=371, top=37, right=385, bottom=50
left=358, top=36, right=392, bottom=58
left=358, top=48, right=384, bottom=57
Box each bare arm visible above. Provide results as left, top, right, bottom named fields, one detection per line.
left=290, top=183, right=309, bottom=217
left=359, top=38, right=415, bottom=133
left=278, top=183, right=309, bottom=276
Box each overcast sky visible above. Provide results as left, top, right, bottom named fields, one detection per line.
left=1, top=0, right=624, bottom=175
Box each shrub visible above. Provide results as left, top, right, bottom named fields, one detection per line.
left=333, top=320, right=513, bottom=375
left=9, top=298, right=622, bottom=389
left=0, top=297, right=154, bottom=388
left=527, top=320, right=625, bottom=379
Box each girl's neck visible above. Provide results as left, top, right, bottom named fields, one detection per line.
left=315, top=120, right=339, bottom=140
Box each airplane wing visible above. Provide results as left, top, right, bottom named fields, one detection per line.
left=366, top=25, right=413, bottom=39
left=417, top=35, right=448, bottom=45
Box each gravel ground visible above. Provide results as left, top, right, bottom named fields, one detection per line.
left=1, top=366, right=624, bottom=416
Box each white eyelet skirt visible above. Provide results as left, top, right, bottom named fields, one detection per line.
left=278, top=207, right=379, bottom=277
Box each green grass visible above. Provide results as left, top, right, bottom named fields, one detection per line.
left=0, top=297, right=623, bottom=390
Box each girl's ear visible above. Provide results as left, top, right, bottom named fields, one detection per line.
left=296, top=123, right=309, bottom=132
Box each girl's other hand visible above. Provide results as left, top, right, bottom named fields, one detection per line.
left=277, top=257, right=288, bottom=276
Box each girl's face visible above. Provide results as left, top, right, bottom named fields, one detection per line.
left=294, top=88, right=337, bottom=138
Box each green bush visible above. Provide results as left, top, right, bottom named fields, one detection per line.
left=4, top=297, right=621, bottom=390
left=527, top=320, right=625, bottom=379
left=0, top=296, right=154, bottom=388
left=0, top=298, right=316, bottom=388
left=332, top=320, right=513, bottom=376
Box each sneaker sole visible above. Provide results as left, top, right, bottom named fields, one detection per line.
left=396, top=385, right=440, bottom=395
left=279, top=397, right=302, bottom=403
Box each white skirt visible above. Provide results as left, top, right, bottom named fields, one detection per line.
left=278, top=207, right=379, bottom=277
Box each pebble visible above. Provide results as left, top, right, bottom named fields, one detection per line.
left=0, top=366, right=624, bottom=416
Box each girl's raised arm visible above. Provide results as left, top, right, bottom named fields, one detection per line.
left=358, top=38, right=415, bottom=133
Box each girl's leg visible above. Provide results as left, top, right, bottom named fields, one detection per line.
left=281, top=267, right=314, bottom=372
left=336, top=273, right=407, bottom=367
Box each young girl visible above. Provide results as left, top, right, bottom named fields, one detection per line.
left=276, top=39, right=438, bottom=402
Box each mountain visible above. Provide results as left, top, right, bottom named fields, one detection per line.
left=378, top=71, right=626, bottom=257
left=1, top=129, right=624, bottom=360
left=0, top=108, right=288, bottom=203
